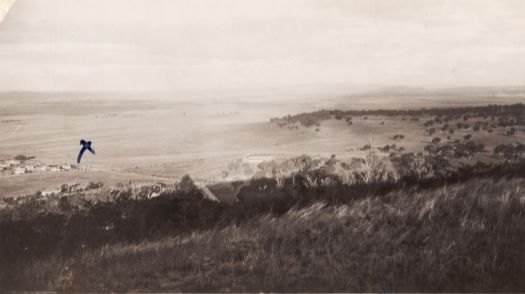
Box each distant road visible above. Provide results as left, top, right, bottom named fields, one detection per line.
left=89, top=166, right=178, bottom=183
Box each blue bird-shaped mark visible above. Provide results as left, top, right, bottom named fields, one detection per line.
left=77, top=139, right=95, bottom=164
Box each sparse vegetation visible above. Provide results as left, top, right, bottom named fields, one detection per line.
left=378, top=144, right=404, bottom=153
left=392, top=134, right=405, bottom=140
left=494, top=142, right=525, bottom=161
left=13, top=155, right=35, bottom=162
left=271, top=103, right=525, bottom=128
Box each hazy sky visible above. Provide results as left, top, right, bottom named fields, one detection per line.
left=1, top=0, right=525, bottom=95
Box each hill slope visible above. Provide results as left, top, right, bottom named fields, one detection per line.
left=20, top=176, right=525, bottom=292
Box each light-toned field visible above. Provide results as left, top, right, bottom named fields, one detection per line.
left=0, top=170, right=165, bottom=197
left=1, top=91, right=523, bottom=197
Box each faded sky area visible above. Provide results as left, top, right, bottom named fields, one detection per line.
left=1, top=0, right=525, bottom=96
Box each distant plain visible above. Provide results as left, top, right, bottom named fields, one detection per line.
left=1, top=89, right=523, bottom=196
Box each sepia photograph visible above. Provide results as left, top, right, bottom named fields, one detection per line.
left=0, top=0, right=524, bottom=292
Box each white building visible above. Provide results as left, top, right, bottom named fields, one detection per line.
left=42, top=189, right=60, bottom=197
left=7, top=159, right=20, bottom=166
left=14, top=167, right=27, bottom=174
left=25, top=165, right=36, bottom=172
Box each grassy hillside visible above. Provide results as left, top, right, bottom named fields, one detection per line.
left=16, top=175, right=525, bottom=292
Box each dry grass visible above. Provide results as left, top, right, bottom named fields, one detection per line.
left=21, top=176, right=525, bottom=292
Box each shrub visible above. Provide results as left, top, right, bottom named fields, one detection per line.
left=354, top=149, right=399, bottom=184
left=391, top=152, right=428, bottom=178
left=473, top=124, right=481, bottom=132
left=392, top=134, right=405, bottom=140
left=14, top=155, right=35, bottom=161
left=177, top=174, right=199, bottom=194
left=424, top=120, right=434, bottom=127
left=494, top=143, right=525, bottom=160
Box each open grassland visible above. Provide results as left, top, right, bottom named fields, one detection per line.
left=0, top=170, right=166, bottom=197
left=18, top=176, right=525, bottom=292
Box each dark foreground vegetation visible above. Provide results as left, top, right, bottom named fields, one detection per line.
left=1, top=155, right=525, bottom=291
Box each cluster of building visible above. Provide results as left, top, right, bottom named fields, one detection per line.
left=0, top=159, right=76, bottom=175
